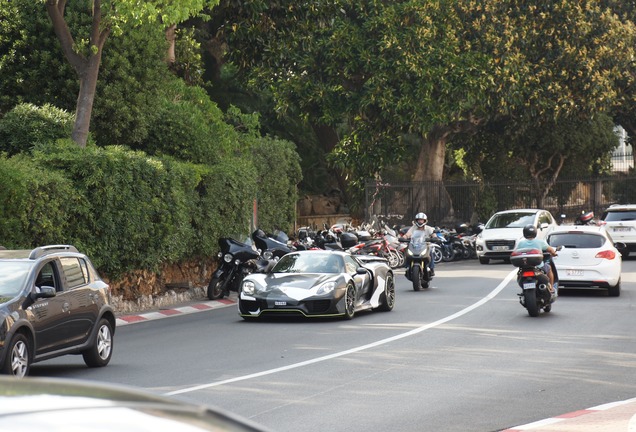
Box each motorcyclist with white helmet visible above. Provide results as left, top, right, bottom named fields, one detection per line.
left=403, top=212, right=436, bottom=276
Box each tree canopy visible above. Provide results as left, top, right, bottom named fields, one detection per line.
left=211, top=0, right=636, bottom=193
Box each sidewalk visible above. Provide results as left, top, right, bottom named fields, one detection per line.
left=502, top=398, right=636, bottom=431
left=115, top=296, right=237, bottom=327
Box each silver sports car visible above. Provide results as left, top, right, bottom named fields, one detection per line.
left=238, top=250, right=395, bottom=320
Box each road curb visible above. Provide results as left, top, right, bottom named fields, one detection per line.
left=502, top=398, right=636, bottom=431
left=115, top=298, right=237, bottom=327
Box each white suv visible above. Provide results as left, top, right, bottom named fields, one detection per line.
left=476, top=209, right=558, bottom=264
left=600, top=204, right=636, bottom=257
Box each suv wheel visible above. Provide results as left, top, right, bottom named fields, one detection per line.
left=82, top=318, right=114, bottom=367
left=1, top=333, right=30, bottom=378
left=479, top=257, right=490, bottom=264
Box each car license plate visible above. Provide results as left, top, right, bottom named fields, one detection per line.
left=274, top=301, right=287, bottom=306
left=523, top=282, right=535, bottom=289
left=613, top=227, right=631, bottom=232
left=493, top=245, right=509, bottom=251
left=566, top=269, right=583, bottom=276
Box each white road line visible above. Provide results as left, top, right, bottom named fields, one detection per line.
left=164, top=269, right=517, bottom=396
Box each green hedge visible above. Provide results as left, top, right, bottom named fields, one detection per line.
left=0, top=102, right=301, bottom=279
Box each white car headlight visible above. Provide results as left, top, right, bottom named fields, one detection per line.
left=317, top=281, right=336, bottom=295
left=242, top=280, right=256, bottom=295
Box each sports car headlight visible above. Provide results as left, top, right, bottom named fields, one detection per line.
left=223, top=253, right=234, bottom=263
left=317, top=281, right=336, bottom=295
left=242, top=280, right=256, bottom=295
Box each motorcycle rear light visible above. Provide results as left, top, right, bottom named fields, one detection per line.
left=595, top=250, right=616, bottom=259
left=521, top=270, right=535, bottom=277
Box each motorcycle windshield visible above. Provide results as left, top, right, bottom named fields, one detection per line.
left=409, top=230, right=428, bottom=253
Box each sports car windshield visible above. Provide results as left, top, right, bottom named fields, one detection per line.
left=486, top=213, right=535, bottom=229
left=272, top=252, right=343, bottom=274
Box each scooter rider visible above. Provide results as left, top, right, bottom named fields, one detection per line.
left=515, top=224, right=558, bottom=296
left=403, top=212, right=436, bottom=276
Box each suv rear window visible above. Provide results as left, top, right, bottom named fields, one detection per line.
left=548, top=233, right=605, bottom=249
left=602, top=210, right=636, bottom=222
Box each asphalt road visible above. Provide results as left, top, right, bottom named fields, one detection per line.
left=32, top=257, right=636, bottom=432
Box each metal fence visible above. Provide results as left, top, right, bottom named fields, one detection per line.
left=365, top=174, right=636, bottom=229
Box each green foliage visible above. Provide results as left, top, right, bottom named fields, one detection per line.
left=0, top=0, right=78, bottom=115
left=91, top=20, right=172, bottom=147
left=142, top=79, right=237, bottom=164
left=250, top=136, right=302, bottom=233
left=0, top=154, right=81, bottom=248
left=0, top=104, right=77, bottom=156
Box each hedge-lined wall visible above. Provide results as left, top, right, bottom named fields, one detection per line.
left=0, top=104, right=302, bottom=280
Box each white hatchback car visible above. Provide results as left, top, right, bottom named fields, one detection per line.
left=546, top=225, right=624, bottom=297
left=476, top=209, right=558, bottom=264
left=600, top=204, right=636, bottom=257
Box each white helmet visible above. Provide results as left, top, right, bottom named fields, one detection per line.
left=414, top=212, right=427, bottom=227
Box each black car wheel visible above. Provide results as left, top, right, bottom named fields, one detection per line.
left=82, top=319, right=113, bottom=368
left=343, top=283, right=356, bottom=320
left=378, top=273, right=395, bottom=312
left=207, top=276, right=227, bottom=300
left=1, top=333, right=30, bottom=378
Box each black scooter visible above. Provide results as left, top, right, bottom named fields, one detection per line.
left=207, top=237, right=273, bottom=300
left=401, top=230, right=433, bottom=291
left=510, top=246, right=561, bottom=317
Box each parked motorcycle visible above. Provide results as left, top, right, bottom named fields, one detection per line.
left=252, top=229, right=293, bottom=259
left=401, top=229, right=434, bottom=291
left=510, top=246, right=561, bottom=317
left=207, top=236, right=273, bottom=300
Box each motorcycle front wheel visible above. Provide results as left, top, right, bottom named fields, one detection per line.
left=207, top=276, right=228, bottom=300
left=524, top=289, right=540, bottom=317
left=412, top=265, right=422, bottom=291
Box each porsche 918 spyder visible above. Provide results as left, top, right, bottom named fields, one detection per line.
left=238, top=250, right=395, bottom=320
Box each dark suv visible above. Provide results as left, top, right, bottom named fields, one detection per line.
left=0, top=245, right=115, bottom=377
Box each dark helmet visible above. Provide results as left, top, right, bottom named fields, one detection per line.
left=522, top=224, right=537, bottom=239
left=414, top=212, right=427, bottom=228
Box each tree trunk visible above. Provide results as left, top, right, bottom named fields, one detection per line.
left=165, top=24, right=176, bottom=64
left=411, top=134, right=453, bottom=225
left=46, top=0, right=109, bottom=148
left=72, top=56, right=101, bottom=147
left=311, top=123, right=349, bottom=202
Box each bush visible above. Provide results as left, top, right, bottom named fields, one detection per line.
left=0, top=153, right=81, bottom=247
left=0, top=103, right=77, bottom=156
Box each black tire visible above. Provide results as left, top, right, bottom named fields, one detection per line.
left=207, top=276, right=227, bottom=300
left=82, top=318, right=114, bottom=368
left=479, top=257, right=490, bottom=265
left=378, top=273, right=395, bottom=312
left=412, top=265, right=422, bottom=291
left=524, top=289, right=540, bottom=317
left=442, top=248, right=455, bottom=262
left=431, top=247, right=443, bottom=264
left=608, top=279, right=621, bottom=297
left=1, top=333, right=30, bottom=377
left=343, top=283, right=356, bottom=320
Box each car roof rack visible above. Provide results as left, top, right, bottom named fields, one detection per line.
left=29, top=245, right=79, bottom=259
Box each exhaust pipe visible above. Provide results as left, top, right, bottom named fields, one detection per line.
left=538, top=283, right=547, bottom=291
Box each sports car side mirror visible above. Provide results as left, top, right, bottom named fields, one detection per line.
left=356, top=268, right=368, bottom=275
